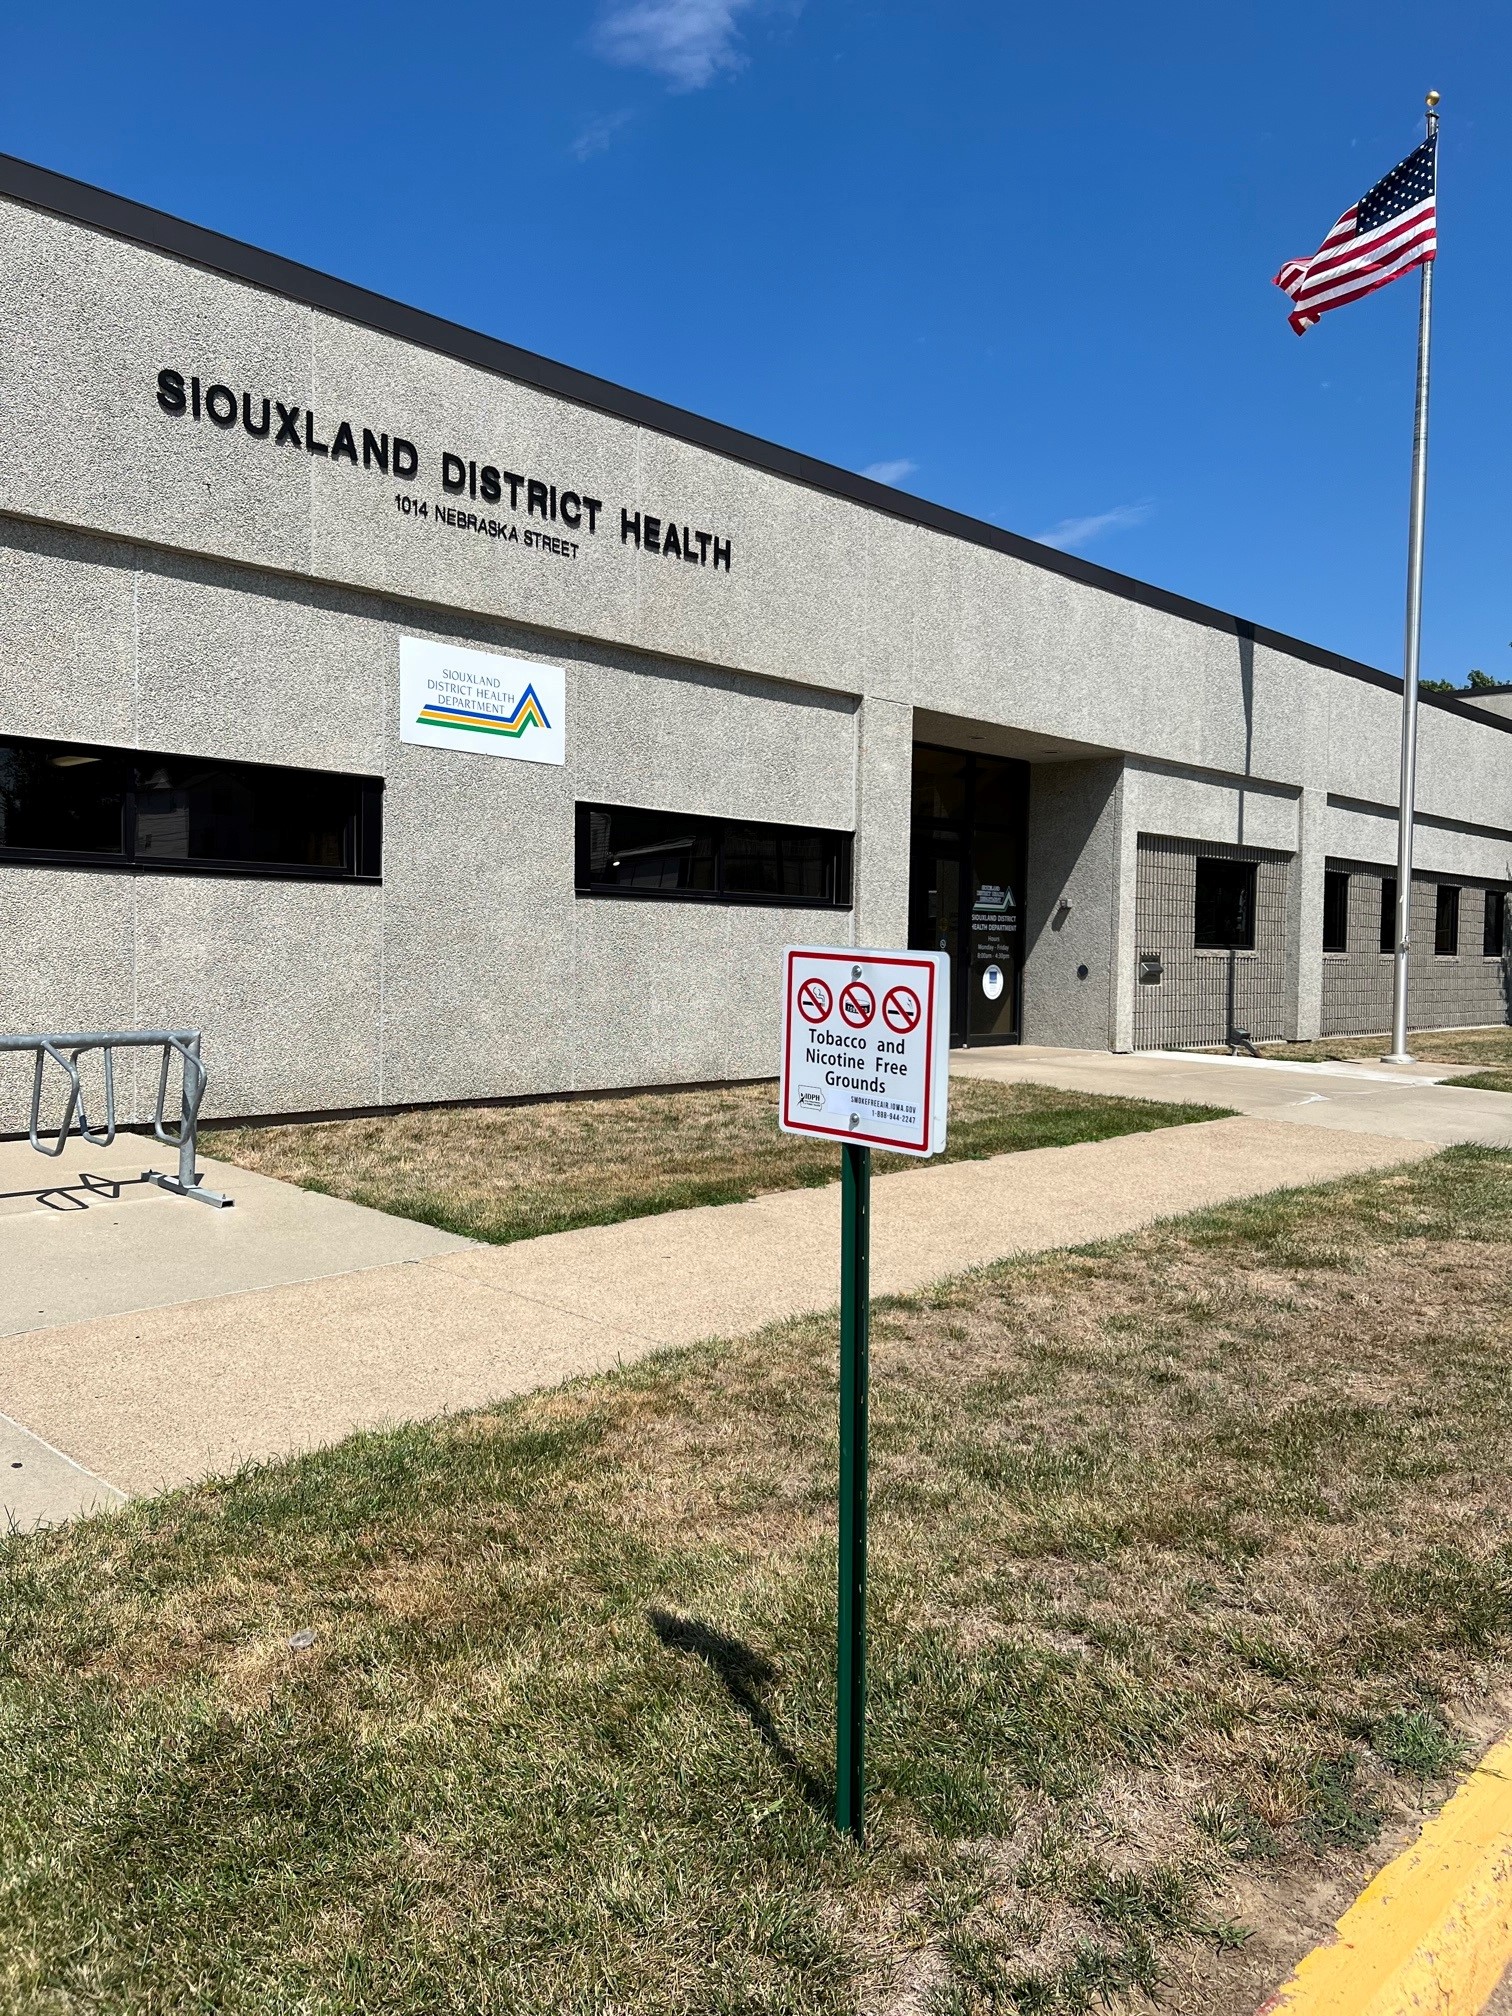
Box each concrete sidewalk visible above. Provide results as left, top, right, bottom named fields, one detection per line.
left=1, top=1111, right=1436, bottom=1526
left=953, top=1045, right=1512, bottom=1149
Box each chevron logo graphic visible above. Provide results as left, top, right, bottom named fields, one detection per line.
left=415, top=683, right=551, bottom=739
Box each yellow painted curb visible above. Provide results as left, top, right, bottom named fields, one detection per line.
left=1261, top=1735, right=1512, bottom=2015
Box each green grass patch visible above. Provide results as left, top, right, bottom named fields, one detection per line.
left=1444, top=1069, right=1512, bottom=1094
left=206, top=1078, right=1226, bottom=1246
left=4, top=1147, right=1511, bottom=2013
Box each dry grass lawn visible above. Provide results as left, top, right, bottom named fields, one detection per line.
left=206, top=1078, right=1222, bottom=1246
left=1258, top=1026, right=1512, bottom=1068
left=3, top=1148, right=1512, bottom=2013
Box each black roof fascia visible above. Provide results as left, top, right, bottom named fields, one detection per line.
left=0, top=150, right=1505, bottom=738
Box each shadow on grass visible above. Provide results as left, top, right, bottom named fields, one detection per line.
left=648, top=1608, right=832, bottom=1816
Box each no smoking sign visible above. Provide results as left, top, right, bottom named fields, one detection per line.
left=779, top=946, right=949, bottom=1156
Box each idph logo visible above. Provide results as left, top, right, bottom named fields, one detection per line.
left=797, top=1086, right=825, bottom=1111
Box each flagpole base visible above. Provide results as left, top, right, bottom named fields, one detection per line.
left=1381, top=1051, right=1416, bottom=1066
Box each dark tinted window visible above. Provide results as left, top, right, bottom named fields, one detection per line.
left=1323, top=869, right=1350, bottom=953
left=1379, top=877, right=1398, bottom=953
left=910, top=746, right=970, bottom=826
left=0, top=734, right=382, bottom=880
left=1486, top=890, right=1508, bottom=959
left=0, top=742, right=128, bottom=856
left=1194, top=857, right=1256, bottom=950
left=576, top=803, right=851, bottom=908
left=1435, top=884, right=1460, bottom=956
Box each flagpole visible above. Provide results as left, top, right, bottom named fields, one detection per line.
left=1384, top=90, right=1440, bottom=1064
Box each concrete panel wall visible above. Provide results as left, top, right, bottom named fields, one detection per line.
left=5, top=190, right=1512, bottom=1109
left=3, top=193, right=1511, bottom=833
left=1021, top=758, right=1122, bottom=1048
left=0, top=521, right=859, bottom=1122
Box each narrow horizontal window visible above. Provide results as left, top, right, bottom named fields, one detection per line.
left=1435, top=884, right=1460, bottom=957
left=1483, top=888, right=1506, bottom=959
left=576, top=802, right=852, bottom=908
left=1322, top=869, right=1350, bottom=953
left=0, top=734, right=382, bottom=882
left=1379, top=876, right=1397, bottom=954
left=1194, top=857, right=1256, bottom=951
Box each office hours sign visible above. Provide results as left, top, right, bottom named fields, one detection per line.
left=779, top=947, right=949, bottom=1157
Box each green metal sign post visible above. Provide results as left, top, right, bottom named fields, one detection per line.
left=835, top=1138, right=871, bottom=1842
left=777, top=946, right=949, bottom=1848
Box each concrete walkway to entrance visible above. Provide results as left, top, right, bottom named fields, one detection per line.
left=952, top=1044, right=1512, bottom=1149
left=2, top=1047, right=1506, bottom=1529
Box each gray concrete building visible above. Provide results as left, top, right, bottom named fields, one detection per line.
left=0, top=154, right=1508, bottom=1126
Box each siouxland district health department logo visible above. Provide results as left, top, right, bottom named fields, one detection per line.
left=415, top=683, right=551, bottom=741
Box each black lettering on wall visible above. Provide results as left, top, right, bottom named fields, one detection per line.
left=156, top=368, right=187, bottom=416
left=696, top=530, right=711, bottom=565
left=393, top=438, right=419, bottom=480
left=330, top=420, right=358, bottom=465
left=205, top=383, right=236, bottom=428
left=583, top=497, right=601, bottom=534
left=362, top=428, right=389, bottom=473
left=681, top=523, right=698, bottom=564
left=559, top=490, right=581, bottom=528
left=644, top=514, right=662, bottom=554
left=305, top=412, right=329, bottom=457
left=480, top=465, right=501, bottom=505
left=526, top=478, right=548, bottom=518
left=441, top=452, right=466, bottom=494
left=191, top=375, right=202, bottom=420
left=502, top=470, right=523, bottom=509
left=712, top=536, right=732, bottom=572
left=274, top=402, right=302, bottom=448
left=243, top=393, right=271, bottom=438
left=662, top=521, right=681, bottom=559
left=621, top=508, right=641, bottom=547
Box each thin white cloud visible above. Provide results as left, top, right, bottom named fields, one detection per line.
left=571, top=109, right=635, bottom=160
left=592, top=0, right=760, bottom=90
left=861, top=458, right=917, bottom=488
left=1035, top=500, right=1152, bottom=552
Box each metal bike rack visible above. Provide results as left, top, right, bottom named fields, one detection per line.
left=0, top=1028, right=231, bottom=1207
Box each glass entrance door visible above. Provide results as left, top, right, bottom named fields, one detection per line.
left=908, top=745, right=1028, bottom=1045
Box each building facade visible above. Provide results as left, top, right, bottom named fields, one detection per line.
left=0, top=155, right=1508, bottom=1126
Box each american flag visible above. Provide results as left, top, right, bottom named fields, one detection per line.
left=1274, top=137, right=1437, bottom=335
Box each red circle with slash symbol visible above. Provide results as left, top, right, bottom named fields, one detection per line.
left=839, top=980, right=876, bottom=1029
left=796, top=976, right=833, bottom=1024
left=882, top=984, right=922, bottom=1035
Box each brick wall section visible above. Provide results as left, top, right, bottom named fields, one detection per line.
left=1321, top=860, right=1510, bottom=1035
left=1134, top=835, right=1292, bottom=1049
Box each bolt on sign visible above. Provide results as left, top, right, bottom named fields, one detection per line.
left=779, top=946, right=949, bottom=1157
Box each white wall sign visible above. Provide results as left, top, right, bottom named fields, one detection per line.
left=399, top=636, right=566, bottom=764
left=779, top=946, right=949, bottom=1157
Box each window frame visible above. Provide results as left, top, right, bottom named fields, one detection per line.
left=1484, top=888, right=1508, bottom=960
left=1193, top=855, right=1258, bottom=952
left=1379, top=876, right=1398, bottom=955
left=0, top=733, right=383, bottom=884
left=574, top=801, right=853, bottom=910
left=1322, top=868, right=1350, bottom=954
left=1435, top=883, right=1460, bottom=958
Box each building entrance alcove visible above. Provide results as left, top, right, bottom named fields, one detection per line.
left=907, top=743, right=1030, bottom=1045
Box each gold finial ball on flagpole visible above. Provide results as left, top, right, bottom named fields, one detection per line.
left=1426, top=90, right=1440, bottom=107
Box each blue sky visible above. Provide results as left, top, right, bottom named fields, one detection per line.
left=2, top=1, right=1506, bottom=684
